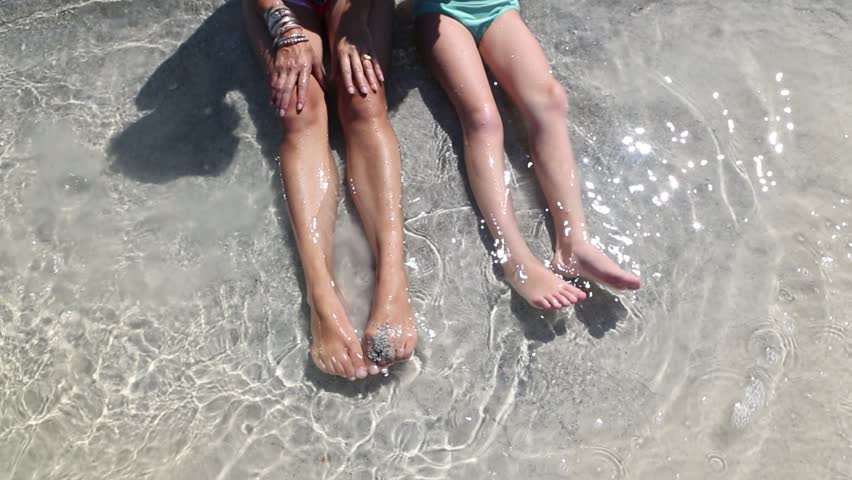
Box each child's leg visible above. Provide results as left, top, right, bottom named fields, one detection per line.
left=479, top=11, right=640, bottom=290
left=417, top=14, right=586, bottom=309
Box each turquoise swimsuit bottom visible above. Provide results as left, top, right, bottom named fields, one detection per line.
left=415, top=0, right=520, bottom=42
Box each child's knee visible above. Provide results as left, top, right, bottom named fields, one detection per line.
left=539, top=78, right=569, bottom=116
left=523, top=78, right=568, bottom=129
left=461, top=104, right=503, bottom=138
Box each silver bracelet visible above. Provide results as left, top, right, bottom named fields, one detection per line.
left=276, top=33, right=307, bottom=46
left=270, top=16, right=293, bottom=33
left=276, top=38, right=308, bottom=49
left=272, top=18, right=301, bottom=39
left=264, top=5, right=301, bottom=39
left=267, top=12, right=297, bottom=36
left=273, top=33, right=308, bottom=49
left=264, top=3, right=290, bottom=26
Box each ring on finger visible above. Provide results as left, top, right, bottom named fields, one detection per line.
left=361, top=53, right=373, bottom=62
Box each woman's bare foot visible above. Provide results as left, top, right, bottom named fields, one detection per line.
left=552, top=241, right=641, bottom=290
left=309, top=290, right=373, bottom=380
left=363, top=271, right=417, bottom=370
left=503, top=255, right=588, bottom=309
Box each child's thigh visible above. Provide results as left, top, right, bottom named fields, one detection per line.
left=416, top=13, right=497, bottom=119
left=478, top=10, right=562, bottom=110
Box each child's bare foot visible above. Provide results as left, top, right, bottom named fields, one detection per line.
left=503, top=255, right=588, bottom=309
left=309, top=290, right=372, bottom=380
left=363, top=271, right=417, bottom=370
left=553, top=241, right=641, bottom=290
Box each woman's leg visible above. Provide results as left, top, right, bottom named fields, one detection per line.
left=416, top=13, right=586, bottom=309
left=327, top=0, right=416, bottom=367
left=243, top=0, right=372, bottom=380
left=479, top=11, right=641, bottom=290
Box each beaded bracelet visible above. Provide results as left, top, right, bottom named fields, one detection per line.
left=273, top=33, right=308, bottom=50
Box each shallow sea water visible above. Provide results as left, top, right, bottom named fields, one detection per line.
left=1, top=0, right=851, bottom=478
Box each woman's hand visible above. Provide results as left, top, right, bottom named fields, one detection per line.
left=269, top=31, right=326, bottom=116
left=332, top=23, right=384, bottom=95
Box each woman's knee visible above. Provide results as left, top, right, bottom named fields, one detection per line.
left=278, top=85, right=327, bottom=132
left=338, top=91, right=390, bottom=125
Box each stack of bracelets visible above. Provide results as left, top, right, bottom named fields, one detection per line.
left=264, top=2, right=307, bottom=49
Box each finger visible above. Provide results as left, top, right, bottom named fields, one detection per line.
left=278, top=71, right=298, bottom=115
left=272, top=71, right=289, bottom=116
left=272, top=89, right=287, bottom=117
left=269, top=69, right=280, bottom=90
left=339, top=53, right=355, bottom=95
left=273, top=69, right=287, bottom=91
left=269, top=70, right=281, bottom=103
left=296, top=66, right=310, bottom=113
left=313, top=62, right=328, bottom=92
left=373, top=59, right=385, bottom=84
left=349, top=52, right=369, bottom=95
left=270, top=88, right=280, bottom=109
left=362, top=57, right=379, bottom=93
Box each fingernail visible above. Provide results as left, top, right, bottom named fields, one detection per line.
left=356, top=367, right=368, bottom=378
left=278, top=109, right=286, bottom=117
left=368, top=365, right=380, bottom=375
left=348, top=377, right=356, bottom=382
left=297, top=103, right=303, bottom=111
left=348, top=87, right=355, bottom=94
